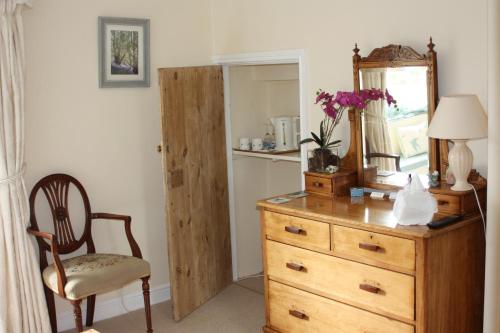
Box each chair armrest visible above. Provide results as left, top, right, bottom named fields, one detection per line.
left=91, top=213, right=130, bottom=221
left=366, top=152, right=400, bottom=159
left=91, top=213, right=143, bottom=259
left=26, top=228, right=68, bottom=297
left=366, top=153, right=401, bottom=172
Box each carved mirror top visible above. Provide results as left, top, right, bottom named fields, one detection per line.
left=363, top=44, right=424, bottom=62
left=353, top=38, right=436, bottom=66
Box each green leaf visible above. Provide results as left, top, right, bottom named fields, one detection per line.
left=326, top=140, right=342, bottom=147
left=299, top=138, right=315, bottom=145
left=311, top=132, right=323, bottom=146
left=320, top=120, right=325, bottom=141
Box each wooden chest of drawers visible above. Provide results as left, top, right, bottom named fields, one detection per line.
left=258, top=195, right=485, bottom=333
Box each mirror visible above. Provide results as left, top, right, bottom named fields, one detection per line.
left=361, top=66, right=429, bottom=184
left=344, top=40, right=448, bottom=189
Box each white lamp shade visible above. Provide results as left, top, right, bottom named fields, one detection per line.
left=428, top=94, right=488, bottom=140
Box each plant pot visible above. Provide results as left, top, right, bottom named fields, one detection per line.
left=308, top=148, right=340, bottom=172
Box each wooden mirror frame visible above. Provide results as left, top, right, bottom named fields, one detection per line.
left=342, top=38, right=448, bottom=190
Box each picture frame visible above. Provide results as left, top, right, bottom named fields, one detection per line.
left=98, top=17, right=150, bottom=88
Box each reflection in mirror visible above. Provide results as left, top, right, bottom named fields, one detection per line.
left=360, top=66, right=429, bottom=184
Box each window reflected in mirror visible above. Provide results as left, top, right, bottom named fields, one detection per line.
left=360, top=66, right=429, bottom=185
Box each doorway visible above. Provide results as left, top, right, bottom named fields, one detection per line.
left=213, top=50, right=308, bottom=281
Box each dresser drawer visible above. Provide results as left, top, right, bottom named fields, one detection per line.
left=267, top=240, right=415, bottom=320
left=305, top=175, right=332, bottom=196
left=332, top=225, right=415, bottom=271
left=433, top=193, right=461, bottom=214
left=264, top=211, right=330, bottom=251
left=268, top=280, right=414, bottom=333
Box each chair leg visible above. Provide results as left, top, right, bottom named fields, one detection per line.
left=70, top=300, right=84, bottom=332
left=43, top=285, right=58, bottom=333
left=86, top=295, right=96, bottom=327
left=142, top=277, right=153, bottom=333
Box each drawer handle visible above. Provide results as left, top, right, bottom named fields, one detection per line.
left=359, top=242, right=381, bottom=252
left=312, top=181, right=324, bottom=188
left=289, top=309, right=309, bottom=320
left=286, top=262, right=306, bottom=272
left=359, top=283, right=381, bottom=294
left=437, top=200, right=449, bottom=206
left=285, top=225, right=305, bottom=235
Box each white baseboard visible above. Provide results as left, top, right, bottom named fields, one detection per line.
left=56, top=283, right=171, bottom=332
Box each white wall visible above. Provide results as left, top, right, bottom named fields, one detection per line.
left=211, top=0, right=489, bottom=175
left=484, top=0, right=500, bottom=331
left=23, top=0, right=213, bottom=319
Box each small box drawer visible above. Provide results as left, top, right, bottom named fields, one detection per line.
left=264, top=211, right=330, bottom=252
left=305, top=175, right=332, bottom=196
left=268, top=280, right=414, bottom=333
left=433, top=193, right=461, bottom=215
left=332, top=225, right=415, bottom=271
left=304, top=170, right=357, bottom=197
left=267, top=240, right=415, bottom=320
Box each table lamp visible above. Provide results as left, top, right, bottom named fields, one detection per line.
left=428, top=95, right=488, bottom=191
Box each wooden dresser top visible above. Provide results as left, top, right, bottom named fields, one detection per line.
left=257, top=194, right=480, bottom=239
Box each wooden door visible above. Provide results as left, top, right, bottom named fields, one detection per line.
left=159, top=66, right=232, bottom=320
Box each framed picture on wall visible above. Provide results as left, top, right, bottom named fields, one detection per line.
left=98, top=17, right=150, bottom=88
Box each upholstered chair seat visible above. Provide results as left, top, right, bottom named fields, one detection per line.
left=43, top=254, right=151, bottom=300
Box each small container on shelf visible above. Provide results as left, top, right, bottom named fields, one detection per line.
left=263, top=130, right=275, bottom=150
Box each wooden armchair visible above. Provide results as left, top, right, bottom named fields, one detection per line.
left=27, top=174, right=153, bottom=333
left=365, top=139, right=401, bottom=172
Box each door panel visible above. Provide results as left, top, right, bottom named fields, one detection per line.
left=159, top=66, right=232, bottom=320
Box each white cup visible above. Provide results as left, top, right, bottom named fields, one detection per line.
left=239, top=137, right=250, bottom=150
left=252, top=138, right=263, bottom=151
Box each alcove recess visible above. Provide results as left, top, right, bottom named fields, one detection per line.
left=229, top=63, right=301, bottom=278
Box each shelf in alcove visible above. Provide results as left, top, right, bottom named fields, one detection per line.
left=232, top=148, right=301, bottom=162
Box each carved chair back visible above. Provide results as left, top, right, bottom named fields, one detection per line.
left=29, top=174, right=95, bottom=261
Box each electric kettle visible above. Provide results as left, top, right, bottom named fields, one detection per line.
left=270, top=116, right=300, bottom=151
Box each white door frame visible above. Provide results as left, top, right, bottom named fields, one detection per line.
left=213, top=50, right=308, bottom=281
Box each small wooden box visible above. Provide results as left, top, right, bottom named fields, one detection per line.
left=304, top=170, right=357, bottom=197
left=429, top=182, right=487, bottom=216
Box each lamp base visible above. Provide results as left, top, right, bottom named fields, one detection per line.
left=451, top=182, right=474, bottom=192
left=449, top=140, right=473, bottom=192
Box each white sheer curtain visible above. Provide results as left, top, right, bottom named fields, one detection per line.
left=362, top=68, right=395, bottom=171
left=0, top=1, right=51, bottom=332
